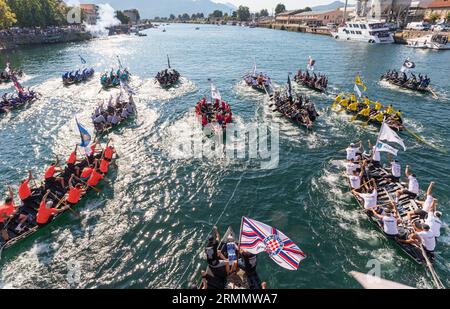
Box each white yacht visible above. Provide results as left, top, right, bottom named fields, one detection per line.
left=407, top=34, right=450, bottom=50
left=331, top=19, right=395, bottom=44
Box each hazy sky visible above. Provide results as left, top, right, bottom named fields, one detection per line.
left=213, top=0, right=354, bottom=11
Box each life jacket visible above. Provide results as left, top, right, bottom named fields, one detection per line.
left=67, top=187, right=83, bottom=204
left=80, top=167, right=93, bottom=179
left=104, top=146, right=114, bottom=160
left=67, top=152, right=76, bottom=164
left=45, top=166, right=56, bottom=179
left=18, top=179, right=31, bottom=201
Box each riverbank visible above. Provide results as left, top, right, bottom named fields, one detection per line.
left=0, top=28, right=92, bottom=50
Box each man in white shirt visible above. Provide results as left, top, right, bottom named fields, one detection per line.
left=346, top=141, right=363, bottom=161
left=368, top=140, right=381, bottom=167
left=383, top=159, right=401, bottom=183
left=397, top=165, right=419, bottom=199
left=345, top=159, right=358, bottom=176
left=349, top=169, right=364, bottom=193
left=407, top=182, right=434, bottom=221
left=354, top=179, right=377, bottom=210
left=371, top=207, right=399, bottom=237
left=417, top=224, right=436, bottom=253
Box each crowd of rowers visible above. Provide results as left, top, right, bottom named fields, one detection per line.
left=345, top=141, right=442, bottom=257
left=0, top=89, right=39, bottom=114
left=196, top=98, right=233, bottom=129
left=382, top=70, right=431, bottom=90
left=92, top=94, right=136, bottom=132
left=155, top=68, right=180, bottom=86
left=294, top=70, right=328, bottom=90
left=0, top=142, right=116, bottom=244
left=0, top=69, right=23, bottom=84
left=100, top=68, right=130, bottom=87
left=195, top=227, right=267, bottom=289
left=243, top=73, right=272, bottom=89
left=335, top=93, right=403, bottom=125
left=273, top=91, right=319, bottom=129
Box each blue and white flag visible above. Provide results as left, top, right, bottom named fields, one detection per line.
left=76, top=118, right=92, bottom=149
left=376, top=142, right=399, bottom=156
left=240, top=217, right=306, bottom=271
left=79, top=55, right=87, bottom=64
left=378, top=122, right=407, bottom=151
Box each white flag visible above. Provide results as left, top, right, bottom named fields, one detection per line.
left=252, top=59, right=257, bottom=76
left=354, top=84, right=362, bottom=98
left=211, top=83, right=222, bottom=101
left=376, top=142, right=398, bottom=156
left=379, top=123, right=406, bottom=151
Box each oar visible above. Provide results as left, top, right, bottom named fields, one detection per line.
left=48, top=191, right=81, bottom=218
left=428, top=87, right=439, bottom=99
left=403, top=126, right=448, bottom=154
left=73, top=175, right=102, bottom=193
left=418, top=244, right=445, bottom=289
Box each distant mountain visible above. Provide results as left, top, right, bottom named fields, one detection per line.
left=310, top=1, right=346, bottom=12
left=77, top=0, right=237, bottom=19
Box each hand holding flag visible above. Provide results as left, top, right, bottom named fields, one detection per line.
left=355, top=73, right=367, bottom=92
left=76, top=118, right=92, bottom=155
left=211, top=83, right=222, bottom=101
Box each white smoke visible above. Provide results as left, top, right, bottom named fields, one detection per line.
left=84, top=3, right=121, bottom=37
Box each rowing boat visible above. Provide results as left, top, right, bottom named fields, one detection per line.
left=195, top=98, right=233, bottom=137
left=100, top=69, right=130, bottom=89
left=345, top=160, right=429, bottom=265
left=198, top=227, right=262, bottom=289
left=271, top=92, right=319, bottom=130
left=0, top=144, right=116, bottom=254
left=294, top=73, right=328, bottom=93
left=0, top=90, right=39, bottom=115
left=242, top=73, right=273, bottom=95
left=155, top=68, right=180, bottom=89
left=92, top=95, right=137, bottom=135
left=380, top=76, right=431, bottom=94
left=63, top=68, right=95, bottom=86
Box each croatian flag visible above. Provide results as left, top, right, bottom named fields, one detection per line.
left=239, top=217, right=306, bottom=271
left=76, top=118, right=92, bottom=155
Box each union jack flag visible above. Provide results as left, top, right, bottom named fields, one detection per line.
left=239, top=217, right=306, bottom=271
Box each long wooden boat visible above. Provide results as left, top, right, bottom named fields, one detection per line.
left=0, top=91, right=39, bottom=115
left=380, top=76, right=431, bottom=94
left=93, top=96, right=137, bottom=136
left=294, top=76, right=327, bottom=93
left=271, top=92, right=318, bottom=130
left=345, top=160, right=428, bottom=265
left=0, top=144, right=116, bottom=254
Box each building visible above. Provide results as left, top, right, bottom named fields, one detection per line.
left=406, top=0, right=428, bottom=22
left=123, top=9, right=141, bottom=24
left=80, top=4, right=99, bottom=25
left=424, top=0, right=450, bottom=20
left=275, top=9, right=346, bottom=26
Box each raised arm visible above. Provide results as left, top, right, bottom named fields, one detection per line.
left=426, top=181, right=434, bottom=196
left=405, top=165, right=411, bottom=177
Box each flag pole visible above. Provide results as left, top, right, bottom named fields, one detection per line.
left=238, top=216, right=244, bottom=251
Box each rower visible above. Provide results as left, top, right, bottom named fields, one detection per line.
left=424, top=199, right=442, bottom=240
left=348, top=101, right=359, bottom=112
left=397, top=165, right=419, bottom=199
left=100, top=157, right=111, bottom=174
left=383, top=159, right=401, bottom=183
left=407, top=182, right=434, bottom=221
left=104, top=142, right=116, bottom=162
left=358, top=105, right=371, bottom=117
left=374, top=101, right=382, bottom=112
left=226, top=234, right=239, bottom=274
left=205, top=227, right=227, bottom=273
left=66, top=145, right=80, bottom=177
left=0, top=187, right=16, bottom=242
left=80, top=166, right=93, bottom=182
left=349, top=168, right=364, bottom=193
left=353, top=179, right=378, bottom=211
left=370, top=206, right=399, bottom=237
left=385, top=104, right=394, bottom=115
left=345, top=158, right=358, bottom=175
left=371, top=111, right=384, bottom=124
left=368, top=140, right=381, bottom=167
left=66, top=175, right=85, bottom=207
left=346, top=141, right=363, bottom=161
left=36, top=190, right=67, bottom=226
left=239, top=250, right=261, bottom=289
left=44, top=161, right=64, bottom=192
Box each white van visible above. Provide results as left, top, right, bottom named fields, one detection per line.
left=406, top=22, right=431, bottom=31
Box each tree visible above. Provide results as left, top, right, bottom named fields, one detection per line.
left=429, top=12, right=440, bottom=23
left=237, top=6, right=251, bottom=21
left=231, top=11, right=237, bottom=20
left=275, top=3, right=286, bottom=15
left=0, top=0, right=17, bottom=29
left=116, top=10, right=130, bottom=24
left=447, top=11, right=450, bottom=22
left=7, top=0, right=66, bottom=27
left=211, top=10, right=223, bottom=18
left=181, top=13, right=190, bottom=21
left=260, top=9, right=269, bottom=17
left=303, top=7, right=312, bottom=12
left=169, top=14, right=175, bottom=20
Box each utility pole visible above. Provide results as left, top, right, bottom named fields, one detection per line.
left=343, top=0, right=348, bottom=24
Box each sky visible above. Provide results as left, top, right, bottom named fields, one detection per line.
left=213, top=0, right=354, bottom=12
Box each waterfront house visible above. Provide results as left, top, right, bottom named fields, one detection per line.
left=425, top=0, right=450, bottom=21
left=124, top=9, right=141, bottom=24
left=80, top=4, right=99, bottom=25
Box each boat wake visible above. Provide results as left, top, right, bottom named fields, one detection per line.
left=134, top=77, right=196, bottom=102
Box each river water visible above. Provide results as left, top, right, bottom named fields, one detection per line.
left=0, top=24, right=449, bottom=289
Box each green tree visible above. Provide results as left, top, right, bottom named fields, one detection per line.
left=231, top=11, right=237, bottom=20
left=429, top=12, right=440, bottom=23
left=260, top=9, right=269, bottom=17
left=275, top=3, right=286, bottom=15
left=181, top=13, right=190, bottom=21
left=7, top=0, right=66, bottom=27
left=303, top=7, right=312, bottom=12
left=211, top=10, right=223, bottom=18
left=115, top=10, right=130, bottom=24
left=237, top=6, right=250, bottom=21
left=169, top=14, right=175, bottom=20
left=0, top=0, right=17, bottom=29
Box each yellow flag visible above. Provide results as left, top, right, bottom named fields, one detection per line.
left=355, top=74, right=367, bottom=92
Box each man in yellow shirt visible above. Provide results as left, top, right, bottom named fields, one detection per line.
left=371, top=112, right=384, bottom=123
left=385, top=104, right=394, bottom=115
left=358, top=105, right=371, bottom=117
left=340, top=98, right=349, bottom=108
left=348, top=101, right=359, bottom=112
left=351, top=94, right=357, bottom=103
left=374, top=101, right=382, bottom=111
left=364, top=97, right=371, bottom=106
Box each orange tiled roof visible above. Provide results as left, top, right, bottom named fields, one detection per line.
left=427, top=0, right=450, bottom=8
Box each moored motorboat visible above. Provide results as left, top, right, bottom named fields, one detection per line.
left=407, top=34, right=450, bottom=50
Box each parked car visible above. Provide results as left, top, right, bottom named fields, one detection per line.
left=406, top=22, right=431, bottom=31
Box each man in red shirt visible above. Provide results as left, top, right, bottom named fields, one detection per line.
left=44, top=159, right=64, bottom=191
left=66, top=145, right=81, bottom=178
left=0, top=187, right=17, bottom=242
left=66, top=175, right=85, bottom=206
left=36, top=190, right=68, bottom=226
